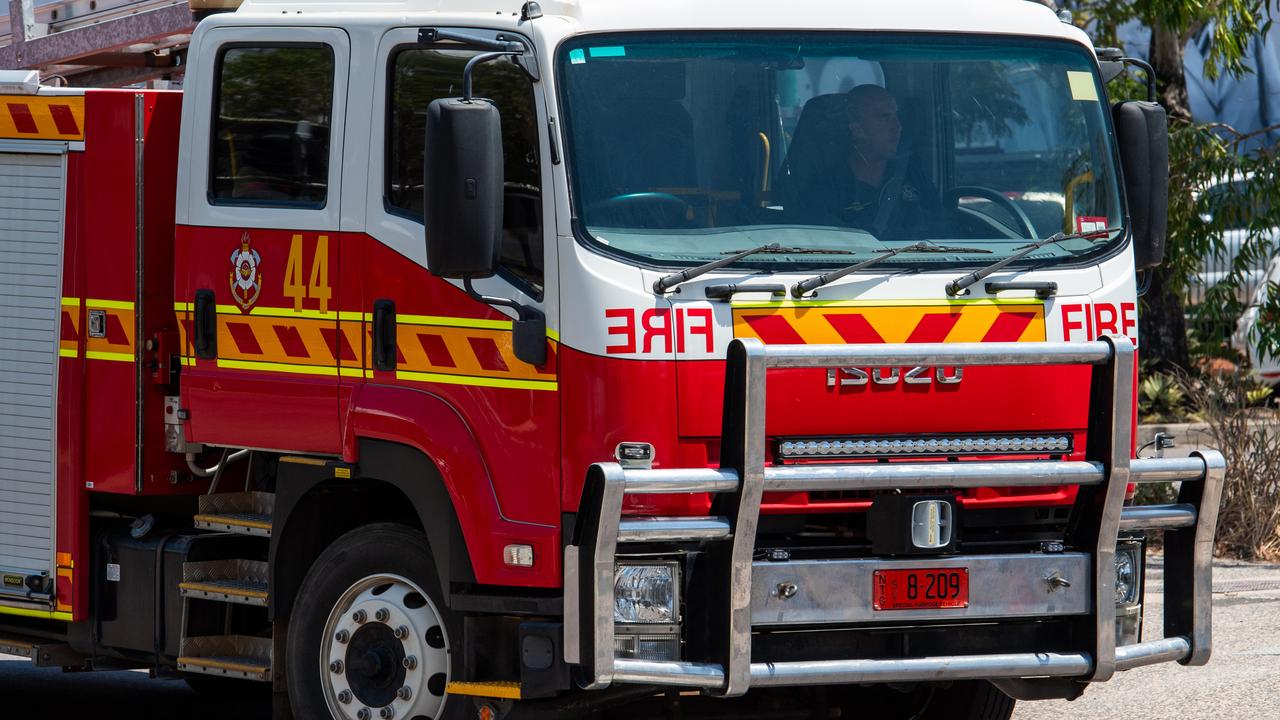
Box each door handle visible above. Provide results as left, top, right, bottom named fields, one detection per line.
left=193, top=289, right=217, bottom=359
left=372, top=299, right=397, bottom=371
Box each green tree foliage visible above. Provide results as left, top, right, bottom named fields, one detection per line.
left=1064, top=0, right=1277, bottom=369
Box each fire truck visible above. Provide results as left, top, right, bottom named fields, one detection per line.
left=0, top=0, right=1225, bottom=718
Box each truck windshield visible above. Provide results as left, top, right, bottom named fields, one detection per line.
left=557, top=33, right=1124, bottom=271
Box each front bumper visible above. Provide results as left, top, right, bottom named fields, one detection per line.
left=563, top=337, right=1226, bottom=696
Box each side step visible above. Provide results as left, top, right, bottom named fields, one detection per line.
left=179, top=559, right=269, bottom=607
left=177, top=635, right=273, bottom=682
left=0, top=632, right=81, bottom=667
left=194, top=492, right=274, bottom=537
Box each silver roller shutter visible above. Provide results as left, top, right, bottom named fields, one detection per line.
left=0, top=150, right=63, bottom=596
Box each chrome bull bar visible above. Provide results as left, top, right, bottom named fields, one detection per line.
left=564, top=337, right=1226, bottom=697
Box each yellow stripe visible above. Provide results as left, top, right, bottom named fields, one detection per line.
left=446, top=681, right=522, bottom=700
left=395, top=369, right=557, bottom=392
left=193, top=513, right=273, bottom=531
left=731, top=297, right=1044, bottom=309
left=339, top=367, right=364, bottom=378
left=61, top=297, right=80, bottom=307
left=174, top=302, right=193, bottom=312
left=85, top=350, right=133, bottom=362
left=180, top=356, right=195, bottom=366
left=59, top=348, right=77, bottom=358
left=546, top=327, right=560, bottom=342
left=85, top=298, right=135, bottom=310
left=179, top=581, right=269, bottom=600
left=397, top=313, right=513, bottom=330
left=178, top=656, right=269, bottom=674
left=338, top=311, right=365, bottom=322
left=0, top=605, right=73, bottom=622
left=216, top=304, right=335, bottom=319
left=217, top=359, right=338, bottom=377
left=279, top=455, right=327, bottom=466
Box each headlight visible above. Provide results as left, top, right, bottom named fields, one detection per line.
left=1114, top=541, right=1142, bottom=606
left=613, top=562, right=679, bottom=624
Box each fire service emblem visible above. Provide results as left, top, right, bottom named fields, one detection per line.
left=229, top=233, right=262, bottom=311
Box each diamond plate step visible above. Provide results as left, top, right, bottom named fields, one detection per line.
left=179, top=559, right=268, bottom=607
left=177, top=635, right=272, bottom=682
left=194, top=492, right=274, bottom=537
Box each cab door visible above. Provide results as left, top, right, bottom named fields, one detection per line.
left=178, top=27, right=349, bottom=453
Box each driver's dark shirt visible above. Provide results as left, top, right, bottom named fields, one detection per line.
left=792, top=157, right=941, bottom=239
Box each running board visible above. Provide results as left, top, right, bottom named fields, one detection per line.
left=179, top=559, right=268, bottom=607
left=0, top=632, right=81, bottom=667
left=177, top=635, right=273, bottom=682
left=193, top=491, right=274, bottom=537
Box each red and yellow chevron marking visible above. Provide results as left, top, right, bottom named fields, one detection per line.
left=734, top=300, right=1045, bottom=345
left=0, top=95, right=85, bottom=141
left=393, top=314, right=556, bottom=391
left=59, top=298, right=135, bottom=361
left=174, top=304, right=557, bottom=390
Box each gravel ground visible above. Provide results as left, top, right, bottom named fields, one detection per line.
left=1014, top=555, right=1280, bottom=719
left=3, top=556, right=1278, bottom=719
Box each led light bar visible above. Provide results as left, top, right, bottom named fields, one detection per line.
left=777, top=434, right=1072, bottom=460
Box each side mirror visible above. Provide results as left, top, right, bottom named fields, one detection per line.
left=423, top=97, right=504, bottom=278
left=1113, top=100, right=1169, bottom=270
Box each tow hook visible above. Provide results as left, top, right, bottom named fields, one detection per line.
left=776, top=582, right=799, bottom=599
left=1044, top=572, right=1071, bottom=592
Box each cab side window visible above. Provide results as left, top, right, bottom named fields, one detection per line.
left=387, top=47, right=543, bottom=294
left=210, top=45, right=335, bottom=206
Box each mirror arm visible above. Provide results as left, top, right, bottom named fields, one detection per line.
left=418, top=28, right=539, bottom=81
left=462, top=51, right=522, bottom=102
left=463, top=278, right=548, bottom=367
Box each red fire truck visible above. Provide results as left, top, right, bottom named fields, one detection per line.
left=0, top=0, right=1225, bottom=718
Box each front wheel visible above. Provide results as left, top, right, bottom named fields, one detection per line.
left=286, top=523, right=468, bottom=720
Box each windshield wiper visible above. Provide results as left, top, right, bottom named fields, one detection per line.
left=791, top=242, right=991, bottom=298
left=944, top=226, right=1121, bottom=297
left=652, top=243, right=854, bottom=293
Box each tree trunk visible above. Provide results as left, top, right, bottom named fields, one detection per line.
left=1139, top=21, right=1192, bottom=371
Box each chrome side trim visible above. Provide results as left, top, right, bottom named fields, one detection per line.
left=1119, top=504, right=1196, bottom=531
left=1084, top=335, right=1135, bottom=682
left=748, top=652, right=1094, bottom=687
left=617, top=517, right=732, bottom=542
left=751, top=554, right=1091, bottom=626
left=1130, top=456, right=1212, bottom=484
left=761, top=341, right=1112, bottom=369
left=1115, top=637, right=1191, bottom=670
left=622, top=468, right=740, bottom=494
left=764, top=460, right=1103, bottom=492
left=562, top=544, right=580, bottom=665
left=613, top=658, right=726, bottom=687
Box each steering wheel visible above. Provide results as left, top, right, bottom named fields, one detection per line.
left=945, top=186, right=1038, bottom=240
left=587, top=192, right=692, bottom=228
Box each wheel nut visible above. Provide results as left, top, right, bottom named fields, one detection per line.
left=375, top=608, right=391, bottom=622
left=397, top=686, right=412, bottom=701
left=352, top=609, right=368, bottom=624
left=402, top=655, right=418, bottom=670
left=329, top=659, right=344, bottom=674
left=335, top=629, right=350, bottom=644
left=337, top=690, right=352, bottom=704
left=357, top=709, right=371, bottom=720
left=393, top=625, right=409, bottom=640
left=380, top=707, right=396, bottom=719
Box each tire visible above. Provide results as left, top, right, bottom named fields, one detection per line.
left=286, top=523, right=469, bottom=720
left=919, top=681, right=1015, bottom=720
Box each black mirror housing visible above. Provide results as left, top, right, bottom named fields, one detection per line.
left=423, top=98, right=503, bottom=278
left=1112, top=100, right=1169, bottom=270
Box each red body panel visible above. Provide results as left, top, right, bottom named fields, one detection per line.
left=53, top=90, right=187, bottom=619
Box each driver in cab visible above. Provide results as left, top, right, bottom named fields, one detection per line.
left=787, top=84, right=940, bottom=238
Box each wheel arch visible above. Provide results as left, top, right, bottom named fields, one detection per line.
left=268, top=438, right=475, bottom=620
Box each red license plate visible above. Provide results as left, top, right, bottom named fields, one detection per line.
left=873, top=567, right=969, bottom=610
